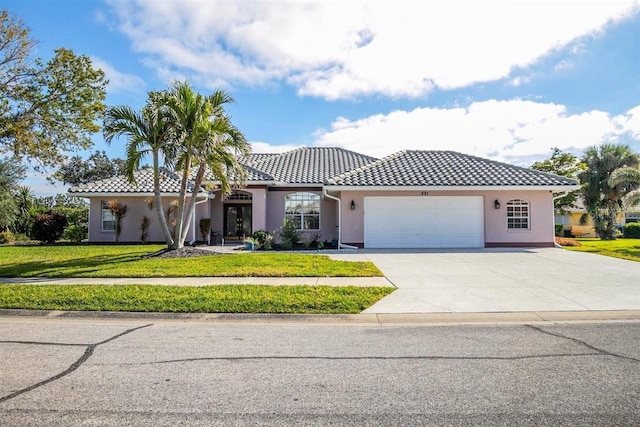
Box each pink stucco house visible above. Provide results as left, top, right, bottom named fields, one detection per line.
left=68, top=147, right=580, bottom=248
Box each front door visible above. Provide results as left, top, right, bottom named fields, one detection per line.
left=224, top=205, right=252, bottom=240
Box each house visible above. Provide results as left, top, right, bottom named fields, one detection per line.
left=68, top=147, right=580, bottom=248
left=555, top=202, right=640, bottom=238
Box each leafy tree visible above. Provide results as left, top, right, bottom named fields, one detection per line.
left=52, top=150, right=126, bottom=185
left=530, top=147, right=585, bottom=213
left=579, top=144, right=640, bottom=239
left=0, top=158, right=26, bottom=231
left=0, top=10, right=107, bottom=169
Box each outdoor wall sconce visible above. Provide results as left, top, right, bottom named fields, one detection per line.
left=494, top=199, right=501, bottom=210
left=350, top=200, right=356, bottom=210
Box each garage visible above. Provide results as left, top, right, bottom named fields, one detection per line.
left=364, top=196, right=485, bottom=249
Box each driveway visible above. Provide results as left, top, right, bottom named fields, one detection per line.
left=330, top=248, right=640, bottom=313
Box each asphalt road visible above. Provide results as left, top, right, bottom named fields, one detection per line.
left=1, top=317, right=639, bottom=426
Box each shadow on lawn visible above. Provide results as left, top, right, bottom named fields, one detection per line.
left=0, top=251, right=147, bottom=278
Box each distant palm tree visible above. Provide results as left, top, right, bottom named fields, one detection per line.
left=579, top=144, right=640, bottom=239
left=610, top=166, right=640, bottom=209
left=103, top=100, right=176, bottom=247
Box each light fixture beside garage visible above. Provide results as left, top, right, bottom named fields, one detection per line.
left=350, top=200, right=356, bottom=210
left=494, top=199, right=501, bottom=210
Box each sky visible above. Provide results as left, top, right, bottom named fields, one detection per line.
left=5, top=0, right=640, bottom=196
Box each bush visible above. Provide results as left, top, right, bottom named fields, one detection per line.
left=555, top=223, right=564, bottom=236
left=252, top=230, right=273, bottom=250
left=623, top=223, right=640, bottom=238
left=62, top=224, right=87, bottom=242
left=278, top=219, right=300, bottom=249
left=31, top=212, right=68, bottom=244
left=0, top=231, right=15, bottom=244
left=555, top=237, right=582, bottom=247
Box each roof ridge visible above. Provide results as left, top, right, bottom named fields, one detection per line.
left=326, top=150, right=406, bottom=184
left=443, top=150, right=580, bottom=183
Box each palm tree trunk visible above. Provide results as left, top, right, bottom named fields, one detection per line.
left=152, top=152, right=174, bottom=248
left=172, top=153, right=192, bottom=249
left=180, top=165, right=207, bottom=247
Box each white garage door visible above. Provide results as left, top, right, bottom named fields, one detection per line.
left=364, top=196, right=485, bottom=248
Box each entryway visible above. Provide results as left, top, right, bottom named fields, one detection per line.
left=224, top=205, right=252, bottom=240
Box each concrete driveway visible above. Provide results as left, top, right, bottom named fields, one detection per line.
left=330, top=248, right=640, bottom=314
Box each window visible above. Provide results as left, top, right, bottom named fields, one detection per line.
left=285, top=192, right=320, bottom=230
left=101, top=201, right=116, bottom=232
left=507, top=199, right=529, bottom=229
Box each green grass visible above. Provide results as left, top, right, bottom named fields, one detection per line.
left=0, top=284, right=394, bottom=314
left=565, top=238, right=640, bottom=262
left=0, top=245, right=382, bottom=278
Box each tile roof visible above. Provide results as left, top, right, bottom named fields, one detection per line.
left=325, top=150, right=580, bottom=187
left=245, top=147, right=378, bottom=184
left=69, top=167, right=204, bottom=194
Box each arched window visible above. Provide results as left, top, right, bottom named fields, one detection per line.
left=506, top=199, right=529, bottom=229
left=285, top=192, right=320, bottom=230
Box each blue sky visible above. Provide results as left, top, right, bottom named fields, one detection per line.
left=6, top=0, right=640, bottom=195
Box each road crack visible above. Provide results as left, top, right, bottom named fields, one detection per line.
left=526, top=325, right=640, bottom=363
left=0, top=324, right=153, bottom=403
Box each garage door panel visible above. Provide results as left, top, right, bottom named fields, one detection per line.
left=364, top=196, right=484, bottom=248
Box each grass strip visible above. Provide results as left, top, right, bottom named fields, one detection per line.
left=0, top=245, right=383, bottom=278
left=565, top=238, right=640, bottom=262
left=0, top=284, right=394, bottom=314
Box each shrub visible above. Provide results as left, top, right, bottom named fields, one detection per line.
left=555, top=237, right=582, bottom=247
left=278, top=219, right=300, bottom=249
left=0, top=231, right=15, bottom=244
left=199, top=218, right=211, bottom=241
left=62, top=224, right=87, bottom=242
left=31, top=212, right=68, bottom=244
left=140, top=216, right=151, bottom=242
left=623, top=223, right=640, bottom=238
left=252, top=230, right=273, bottom=250
left=555, top=223, right=564, bottom=236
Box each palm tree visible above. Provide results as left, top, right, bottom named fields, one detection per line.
left=610, top=166, right=640, bottom=209
left=579, top=144, right=640, bottom=239
left=107, top=199, right=128, bottom=242
left=103, top=100, right=176, bottom=247
left=159, top=82, right=250, bottom=249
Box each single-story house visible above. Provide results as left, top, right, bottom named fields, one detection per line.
left=68, top=147, right=580, bottom=248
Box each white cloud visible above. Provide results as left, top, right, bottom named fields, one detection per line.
left=250, top=141, right=301, bottom=154
left=90, top=57, right=146, bottom=94
left=312, top=100, right=640, bottom=165
left=105, top=0, right=639, bottom=99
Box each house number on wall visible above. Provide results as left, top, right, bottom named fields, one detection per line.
left=421, top=192, right=429, bottom=196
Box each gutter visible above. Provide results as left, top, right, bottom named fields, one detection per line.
left=189, top=194, right=211, bottom=245
left=323, top=189, right=359, bottom=250
left=552, top=191, right=569, bottom=248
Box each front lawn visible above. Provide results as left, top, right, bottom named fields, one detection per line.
left=564, top=238, right=640, bottom=262
left=0, top=284, right=393, bottom=314
left=0, top=245, right=382, bottom=278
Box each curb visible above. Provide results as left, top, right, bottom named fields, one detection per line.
left=2, top=309, right=640, bottom=325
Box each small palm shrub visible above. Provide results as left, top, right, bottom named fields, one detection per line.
left=278, top=219, right=300, bottom=249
